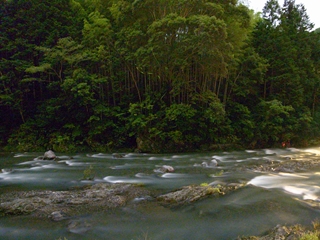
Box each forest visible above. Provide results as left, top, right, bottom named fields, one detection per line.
left=0, top=0, right=320, bottom=153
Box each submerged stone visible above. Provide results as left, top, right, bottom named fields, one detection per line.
left=154, top=165, right=174, bottom=173
left=67, top=219, right=92, bottom=234
left=50, top=211, right=69, bottom=221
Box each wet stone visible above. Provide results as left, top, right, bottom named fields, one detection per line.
left=50, top=211, right=69, bottom=221
left=247, top=158, right=320, bottom=173
left=67, top=219, right=92, bottom=234
left=0, top=183, right=150, bottom=217
left=239, top=224, right=313, bottom=240
left=156, top=183, right=243, bottom=207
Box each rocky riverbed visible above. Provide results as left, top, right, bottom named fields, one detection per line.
left=239, top=222, right=320, bottom=240
left=1, top=149, right=320, bottom=239
left=239, top=154, right=320, bottom=239
left=246, top=153, right=320, bottom=173
left=0, top=181, right=246, bottom=219
left=0, top=183, right=150, bottom=218
left=1, top=179, right=318, bottom=239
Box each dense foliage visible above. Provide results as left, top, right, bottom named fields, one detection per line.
left=1, top=0, right=320, bottom=152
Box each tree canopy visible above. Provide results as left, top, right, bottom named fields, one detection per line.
left=1, top=0, right=320, bottom=152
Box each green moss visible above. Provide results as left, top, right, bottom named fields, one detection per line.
left=200, top=183, right=209, bottom=187
left=205, top=187, right=221, bottom=195
left=299, top=231, right=320, bottom=240
left=82, top=165, right=95, bottom=180
left=312, top=219, right=320, bottom=231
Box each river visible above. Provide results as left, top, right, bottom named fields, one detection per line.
left=0, top=147, right=320, bottom=239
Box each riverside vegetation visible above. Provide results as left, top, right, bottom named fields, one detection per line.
left=1, top=0, right=320, bottom=153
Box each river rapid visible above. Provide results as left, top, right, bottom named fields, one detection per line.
left=0, top=147, right=320, bottom=240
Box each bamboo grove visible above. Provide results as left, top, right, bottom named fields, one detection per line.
left=1, top=0, right=320, bottom=152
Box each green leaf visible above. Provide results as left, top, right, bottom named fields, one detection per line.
left=25, top=63, right=51, bottom=73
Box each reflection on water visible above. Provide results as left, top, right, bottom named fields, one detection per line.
left=0, top=148, right=320, bottom=239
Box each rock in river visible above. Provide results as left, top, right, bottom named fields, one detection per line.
left=50, top=211, right=69, bottom=221
left=0, top=183, right=150, bottom=218
left=157, top=185, right=220, bottom=206
left=67, top=219, right=92, bottom=234
left=43, top=150, right=57, bottom=160
left=0, top=181, right=245, bottom=218
left=154, top=165, right=174, bottom=173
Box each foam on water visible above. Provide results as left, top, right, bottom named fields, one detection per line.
left=248, top=172, right=320, bottom=200
left=1, top=168, right=15, bottom=174
left=303, top=147, right=320, bottom=155
left=148, top=156, right=165, bottom=160
left=65, top=160, right=89, bottom=166
left=161, top=173, right=192, bottom=178
left=29, top=166, right=43, bottom=170
left=263, top=149, right=286, bottom=155
left=13, top=153, right=35, bottom=158
left=245, top=150, right=257, bottom=153
left=248, top=173, right=308, bottom=187
left=18, top=160, right=40, bottom=165
left=236, top=157, right=260, bottom=162
left=172, top=154, right=191, bottom=159
left=103, top=176, right=152, bottom=184
left=278, top=172, right=309, bottom=178
left=88, top=153, right=112, bottom=159
left=283, top=186, right=319, bottom=200
left=18, top=159, right=72, bottom=170
left=211, top=155, right=227, bottom=161
left=0, top=173, right=37, bottom=181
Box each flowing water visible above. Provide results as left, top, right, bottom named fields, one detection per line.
left=0, top=148, right=320, bottom=239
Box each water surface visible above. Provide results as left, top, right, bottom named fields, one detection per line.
left=0, top=148, right=320, bottom=239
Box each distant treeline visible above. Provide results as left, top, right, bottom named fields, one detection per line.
left=1, top=0, right=320, bottom=152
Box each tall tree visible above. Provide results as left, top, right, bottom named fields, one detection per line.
left=0, top=0, right=85, bottom=147
left=252, top=0, right=317, bottom=145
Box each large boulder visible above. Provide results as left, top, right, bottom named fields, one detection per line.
left=43, top=150, right=56, bottom=160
